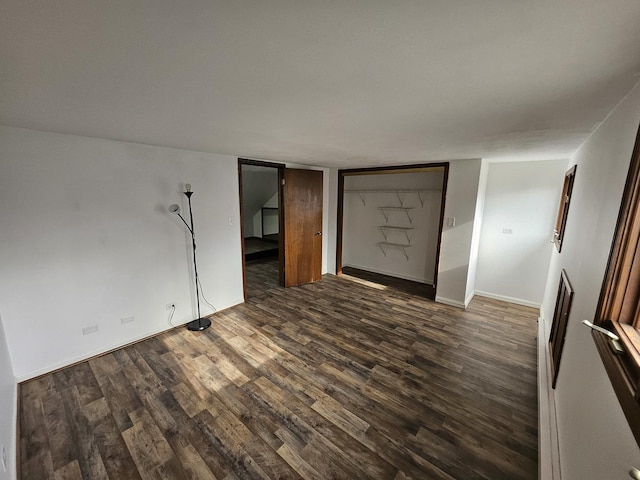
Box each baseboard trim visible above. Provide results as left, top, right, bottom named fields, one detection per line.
left=12, top=378, right=18, bottom=480
left=537, top=316, right=562, bottom=480
left=474, top=290, right=541, bottom=309
left=464, top=291, right=475, bottom=308
left=434, top=296, right=466, bottom=309
left=16, top=298, right=245, bottom=382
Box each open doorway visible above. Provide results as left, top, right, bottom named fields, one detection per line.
left=239, top=159, right=325, bottom=299
left=336, top=163, right=448, bottom=300
left=238, top=159, right=284, bottom=299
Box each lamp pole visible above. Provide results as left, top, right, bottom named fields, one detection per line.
left=169, top=184, right=211, bottom=331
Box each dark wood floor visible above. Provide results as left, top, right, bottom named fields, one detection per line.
left=244, top=237, right=279, bottom=261
left=20, top=258, right=538, bottom=479
left=341, top=266, right=436, bottom=300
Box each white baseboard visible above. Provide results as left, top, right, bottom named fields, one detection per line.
left=16, top=324, right=185, bottom=382
left=10, top=378, right=17, bottom=480
left=434, top=295, right=466, bottom=309
left=474, top=290, right=541, bottom=309
left=464, top=291, right=475, bottom=308
left=537, top=316, right=561, bottom=480
left=16, top=297, right=245, bottom=382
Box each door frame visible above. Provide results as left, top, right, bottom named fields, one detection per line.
left=238, top=158, right=286, bottom=300
left=336, top=162, right=449, bottom=299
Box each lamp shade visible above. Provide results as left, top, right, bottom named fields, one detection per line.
left=168, top=204, right=180, bottom=214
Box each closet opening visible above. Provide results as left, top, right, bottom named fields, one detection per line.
left=336, top=163, right=449, bottom=300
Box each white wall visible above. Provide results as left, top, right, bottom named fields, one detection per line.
left=0, top=315, right=16, bottom=480
left=255, top=192, right=279, bottom=236
left=540, top=83, right=640, bottom=479
left=465, top=159, right=489, bottom=304
left=342, top=172, right=444, bottom=284
left=326, top=168, right=339, bottom=275
left=436, top=159, right=482, bottom=307
left=475, top=160, right=567, bottom=307
left=0, top=126, right=245, bottom=380
left=263, top=192, right=279, bottom=209
left=241, top=166, right=278, bottom=238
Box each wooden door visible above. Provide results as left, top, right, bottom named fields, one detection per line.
left=283, top=168, right=323, bottom=287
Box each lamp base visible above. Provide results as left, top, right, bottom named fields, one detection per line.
left=186, top=317, right=212, bottom=331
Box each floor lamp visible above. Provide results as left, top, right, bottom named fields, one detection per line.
left=168, top=184, right=212, bottom=331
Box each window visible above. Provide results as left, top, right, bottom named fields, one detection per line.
left=553, top=165, right=577, bottom=252
left=593, top=123, right=640, bottom=446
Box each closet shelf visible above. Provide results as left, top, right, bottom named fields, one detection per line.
left=345, top=188, right=439, bottom=207
left=378, top=206, right=415, bottom=209
left=379, top=226, right=414, bottom=243
left=377, top=242, right=412, bottom=261
left=378, top=206, right=414, bottom=224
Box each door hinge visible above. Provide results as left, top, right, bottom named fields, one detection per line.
left=281, top=178, right=285, bottom=185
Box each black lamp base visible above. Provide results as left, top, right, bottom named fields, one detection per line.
left=186, top=317, right=212, bottom=331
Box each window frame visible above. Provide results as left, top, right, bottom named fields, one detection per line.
left=593, top=123, right=640, bottom=446
left=549, top=269, right=574, bottom=389
left=553, top=165, right=577, bottom=252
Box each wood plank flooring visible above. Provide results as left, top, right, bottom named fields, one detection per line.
left=341, top=266, right=436, bottom=300
left=244, top=238, right=279, bottom=261
left=20, top=259, right=538, bottom=479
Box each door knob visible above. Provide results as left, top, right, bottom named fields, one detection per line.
left=315, top=231, right=322, bottom=236
left=630, top=467, right=640, bottom=479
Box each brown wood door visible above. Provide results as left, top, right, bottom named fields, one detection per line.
left=283, top=168, right=323, bottom=287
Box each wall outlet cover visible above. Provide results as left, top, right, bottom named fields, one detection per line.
left=82, top=325, right=98, bottom=335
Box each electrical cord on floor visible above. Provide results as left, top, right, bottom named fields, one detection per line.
left=168, top=278, right=216, bottom=328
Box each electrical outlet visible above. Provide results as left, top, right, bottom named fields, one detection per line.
left=166, top=302, right=176, bottom=311
left=447, top=217, right=456, bottom=227
left=82, top=325, right=98, bottom=335
left=2, top=444, right=7, bottom=472
left=121, top=315, right=134, bottom=324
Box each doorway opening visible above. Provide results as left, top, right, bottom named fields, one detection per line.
left=336, top=163, right=449, bottom=300
left=238, top=159, right=284, bottom=299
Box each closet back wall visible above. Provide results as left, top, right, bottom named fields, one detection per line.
left=343, top=172, right=444, bottom=284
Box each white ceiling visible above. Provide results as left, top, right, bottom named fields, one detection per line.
left=1, top=1, right=640, bottom=168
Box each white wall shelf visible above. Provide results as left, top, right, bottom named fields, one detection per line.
left=379, top=225, right=414, bottom=243
left=377, top=242, right=412, bottom=261
left=343, top=169, right=445, bottom=283
left=345, top=188, right=440, bottom=207
left=378, top=206, right=414, bottom=224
